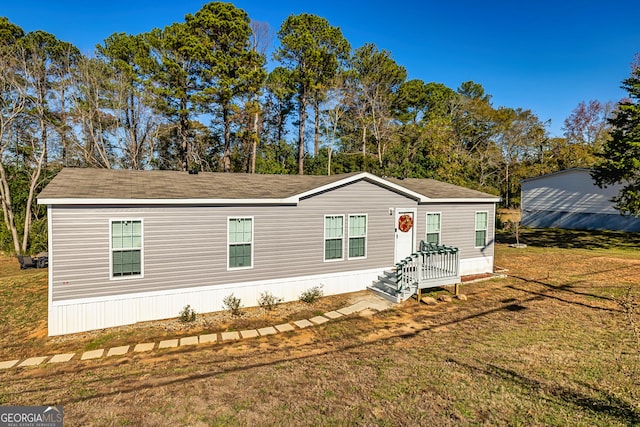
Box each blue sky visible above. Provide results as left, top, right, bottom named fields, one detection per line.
left=3, top=0, right=639, bottom=137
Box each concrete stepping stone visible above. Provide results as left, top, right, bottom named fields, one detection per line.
left=368, top=302, right=391, bottom=311
left=358, top=308, right=376, bottom=317
left=0, top=360, right=19, bottom=370
left=199, top=333, right=217, bottom=344
left=240, top=330, right=259, bottom=339
left=274, top=323, right=294, bottom=333
left=293, top=319, right=313, bottom=329
left=81, top=349, right=104, bottom=360
left=309, top=316, right=329, bottom=325
left=337, top=305, right=360, bottom=315
left=134, top=343, right=155, bottom=352
left=179, top=336, right=199, bottom=346
left=324, top=311, right=343, bottom=319
left=158, top=339, right=179, bottom=349
left=18, top=356, right=48, bottom=367
left=221, top=331, right=240, bottom=341
left=257, top=326, right=277, bottom=336
left=107, top=346, right=130, bottom=357
left=48, top=353, right=75, bottom=363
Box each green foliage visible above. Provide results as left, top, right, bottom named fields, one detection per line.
left=275, top=13, right=350, bottom=174
left=179, top=305, right=197, bottom=323
left=299, top=285, right=324, bottom=304
left=257, top=291, right=283, bottom=310
left=223, top=293, right=243, bottom=316
left=592, top=55, right=640, bottom=216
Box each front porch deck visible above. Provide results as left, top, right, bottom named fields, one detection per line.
left=368, top=242, right=461, bottom=303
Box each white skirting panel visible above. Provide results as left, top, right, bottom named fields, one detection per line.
left=48, top=267, right=387, bottom=336
left=459, top=256, right=494, bottom=276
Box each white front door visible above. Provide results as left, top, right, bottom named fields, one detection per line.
left=395, top=209, right=416, bottom=263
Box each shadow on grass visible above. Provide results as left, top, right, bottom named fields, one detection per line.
left=446, top=358, right=640, bottom=425
left=3, top=271, right=636, bottom=424
left=496, top=227, right=640, bottom=250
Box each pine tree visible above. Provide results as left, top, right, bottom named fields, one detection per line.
left=592, top=55, right=640, bottom=216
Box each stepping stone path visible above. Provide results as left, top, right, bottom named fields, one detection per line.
left=81, top=349, right=104, bottom=360
left=107, top=346, right=129, bottom=357
left=258, top=326, right=277, bottom=336
left=179, top=336, right=198, bottom=346
left=134, top=343, right=155, bottom=352
left=49, top=353, right=74, bottom=363
left=18, top=356, right=48, bottom=367
left=1, top=293, right=396, bottom=371
left=159, top=340, right=179, bottom=349
left=240, top=330, right=259, bottom=339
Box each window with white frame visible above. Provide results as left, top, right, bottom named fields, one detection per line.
left=228, top=217, right=253, bottom=269
left=426, top=213, right=441, bottom=245
left=348, top=214, right=367, bottom=258
left=324, top=215, right=344, bottom=261
left=111, top=220, right=142, bottom=278
left=475, top=211, right=488, bottom=247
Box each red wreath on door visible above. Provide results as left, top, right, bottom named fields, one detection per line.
left=398, top=214, right=413, bottom=232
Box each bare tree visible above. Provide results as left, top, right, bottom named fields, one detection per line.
left=68, top=56, right=116, bottom=168
left=248, top=20, right=272, bottom=173
left=0, top=43, right=48, bottom=254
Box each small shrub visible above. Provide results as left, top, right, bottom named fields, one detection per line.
left=299, top=285, right=324, bottom=304
left=258, top=291, right=283, bottom=310
left=223, top=293, right=243, bottom=316
left=179, top=305, right=197, bottom=323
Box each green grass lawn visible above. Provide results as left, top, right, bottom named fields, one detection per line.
left=0, top=229, right=638, bottom=426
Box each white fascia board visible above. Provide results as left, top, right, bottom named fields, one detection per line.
left=37, top=197, right=299, bottom=206
left=424, top=197, right=501, bottom=203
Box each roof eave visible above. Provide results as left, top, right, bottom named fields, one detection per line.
left=421, top=197, right=501, bottom=203
left=37, top=197, right=300, bottom=206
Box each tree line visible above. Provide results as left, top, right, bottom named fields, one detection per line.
left=0, top=2, right=621, bottom=254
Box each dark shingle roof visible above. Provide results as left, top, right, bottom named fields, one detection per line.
left=38, top=168, right=499, bottom=203
left=38, top=168, right=358, bottom=200
left=385, top=177, right=498, bottom=200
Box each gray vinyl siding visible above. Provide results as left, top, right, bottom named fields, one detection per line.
left=416, top=203, right=495, bottom=260
left=50, top=180, right=495, bottom=302
left=51, top=180, right=407, bottom=301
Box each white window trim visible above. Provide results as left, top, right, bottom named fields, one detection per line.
left=347, top=213, right=368, bottom=260
left=227, top=216, right=254, bottom=271
left=109, top=218, right=144, bottom=280
left=324, top=214, right=345, bottom=262
left=474, top=211, right=489, bottom=248
left=425, top=212, right=442, bottom=245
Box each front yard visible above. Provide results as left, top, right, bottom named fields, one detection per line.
left=0, top=228, right=639, bottom=426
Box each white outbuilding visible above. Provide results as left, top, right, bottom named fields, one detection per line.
left=521, top=168, right=640, bottom=232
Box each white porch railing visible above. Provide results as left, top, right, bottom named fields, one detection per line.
left=396, top=241, right=461, bottom=296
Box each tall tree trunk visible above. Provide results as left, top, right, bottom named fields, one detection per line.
left=21, top=146, right=46, bottom=253
left=505, top=162, right=510, bottom=208
left=60, top=86, right=68, bottom=166
left=0, top=162, right=21, bottom=255
left=223, top=107, right=232, bottom=173
left=251, top=107, right=259, bottom=174
left=314, top=99, right=320, bottom=156
left=180, top=97, right=189, bottom=172
left=298, top=90, right=307, bottom=175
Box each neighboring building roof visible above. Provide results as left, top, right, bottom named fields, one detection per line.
left=38, top=168, right=500, bottom=205
left=521, top=168, right=591, bottom=183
